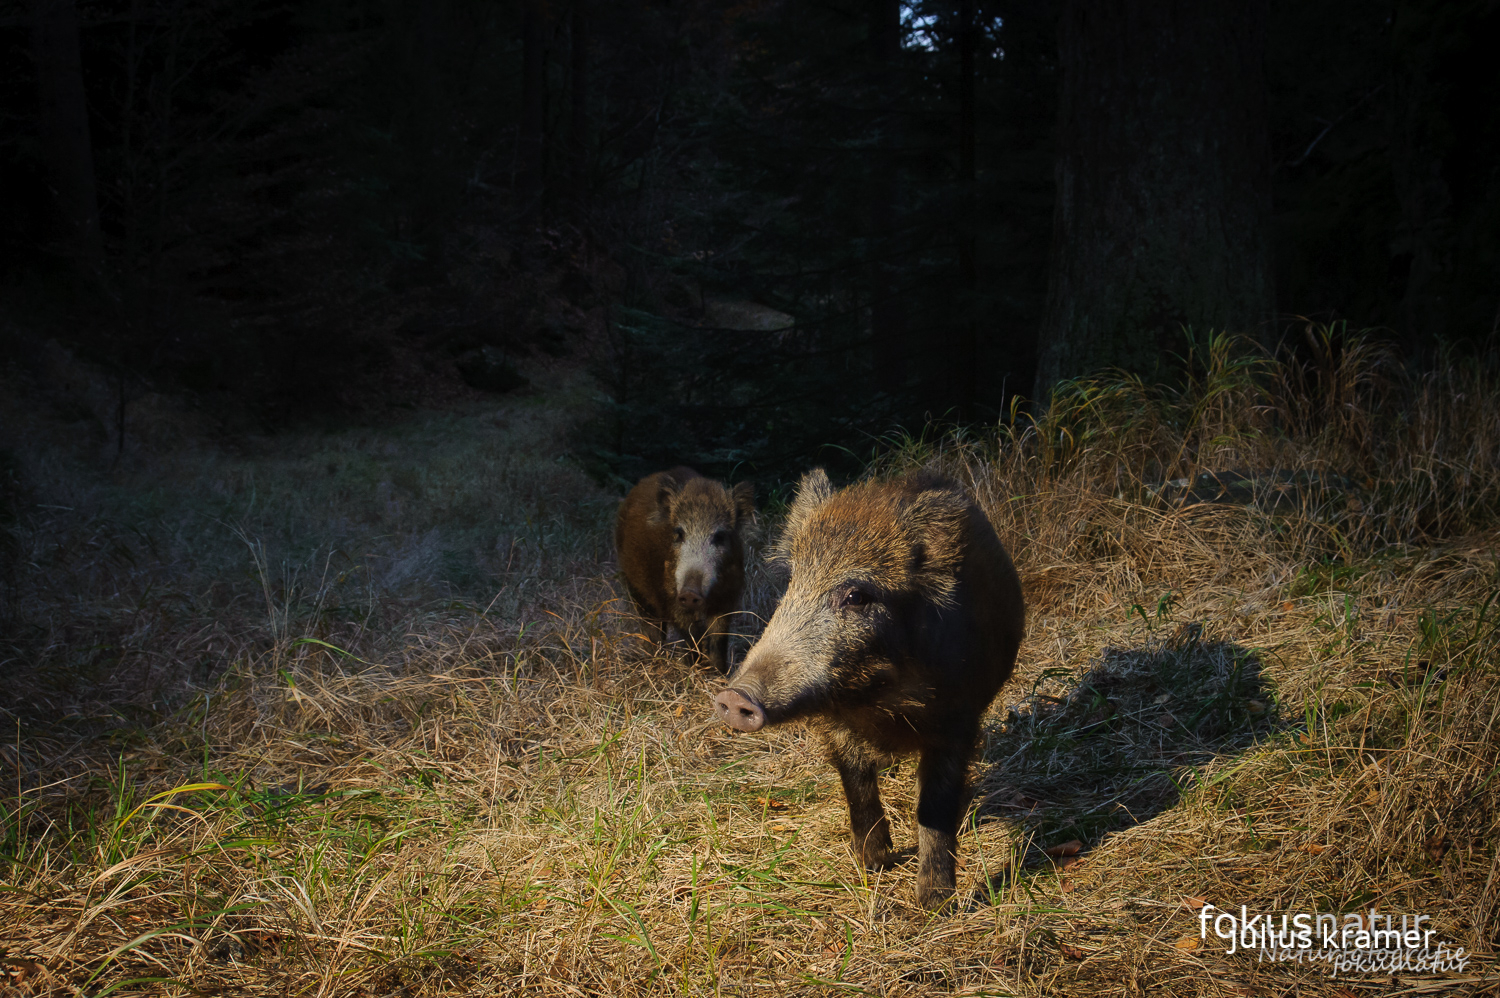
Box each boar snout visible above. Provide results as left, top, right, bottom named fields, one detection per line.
left=714, top=688, right=766, bottom=732
left=674, top=562, right=713, bottom=613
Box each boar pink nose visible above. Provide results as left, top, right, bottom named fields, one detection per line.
left=714, top=688, right=765, bottom=732
left=678, top=589, right=704, bottom=609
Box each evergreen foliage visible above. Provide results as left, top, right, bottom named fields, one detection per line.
left=585, top=0, right=1055, bottom=480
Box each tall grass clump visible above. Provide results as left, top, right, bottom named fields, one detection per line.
left=876, top=325, right=1500, bottom=572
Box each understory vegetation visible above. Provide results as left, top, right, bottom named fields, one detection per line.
left=1, top=327, right=1497, bottom=996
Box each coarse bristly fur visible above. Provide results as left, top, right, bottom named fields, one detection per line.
left=717, top=468, right=1025, bottom=910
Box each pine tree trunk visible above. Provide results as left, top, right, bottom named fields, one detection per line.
left=1388, top=12, right=1453, bottom=353
left=570, top=0, right=589, bottom=197
left=519, top=0, right=549, bottom=200
left=868, top=0, right=904, bottom=396
left=32, top=0, right=103, bottom=276
left=1034, top=0, right=1274, bottom=399
left=956, top=0, right=978, bottom=418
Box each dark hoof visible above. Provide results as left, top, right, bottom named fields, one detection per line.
left=916, top=883, right=958, bottom=913
left=856, top=842, right=909, bottom=871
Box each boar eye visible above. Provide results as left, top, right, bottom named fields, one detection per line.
left=711, top=530, right=730, bottom=547
left=673, top=527, right=685, bottom=544
left=840, top=587, right=873, bottom=609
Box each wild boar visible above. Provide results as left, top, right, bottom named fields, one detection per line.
left=713, top=468, right=1024, bottom=910
left=615, top=466, right=756, bottom=675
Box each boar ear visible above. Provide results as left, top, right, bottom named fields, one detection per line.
left=731, top=480, right=757, bottom=527
left=785, top=468, right=832, bottom=533
left=646, top=479, right=681, bottom=526
left=903, top=489, right=970, bottom=602
left=772, top=468, right=833, bottom=562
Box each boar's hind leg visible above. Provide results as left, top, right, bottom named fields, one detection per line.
left=915, top=746, right=970, bottom=911
left=827, top=740, right=895, bottom=870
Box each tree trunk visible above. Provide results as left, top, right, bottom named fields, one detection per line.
left=32, top=0, right=103, bottom=276
left=519, top=0, right=549, bottom=200
left=570, top=0, right=589, bottom=197
left=956, top=0, right=978, bottom=418
left=1034, top=0, right=1274, bottom=400
left=1387, top=6, right=1454, bottom=356
left=868, top=0, right=904, bottom=395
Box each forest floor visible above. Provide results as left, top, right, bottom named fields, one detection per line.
left=1, top=335, right=1497, bottom=997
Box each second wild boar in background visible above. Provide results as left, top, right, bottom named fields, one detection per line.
left=713, top=468, right=1024, bottom=910
left=615, top=467, right=756, bottom=675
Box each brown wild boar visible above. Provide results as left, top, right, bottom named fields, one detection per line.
left=616, top=467, right=756, bottom=674
left=713, top=469, right=1024, bottom=910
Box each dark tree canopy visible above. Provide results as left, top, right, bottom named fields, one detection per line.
left=0, top=0, right=1496, bottom=479
left=1269, top=0, right=1500, bottom=359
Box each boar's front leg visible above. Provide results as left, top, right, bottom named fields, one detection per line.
left=683, top=619, right=729, bottom=674
left=623, top=583, right=667, bottom=649
left=915, top=743, right=971, bottom=911
left=704, top=614, right=732, bottom=675
left=826, top=737, right=895, bottom=870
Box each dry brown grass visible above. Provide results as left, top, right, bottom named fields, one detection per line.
left=2, top=327, right=1499, bottom=996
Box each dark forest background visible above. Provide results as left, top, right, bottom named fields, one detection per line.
left=3, top=0, right=1498, bottom=484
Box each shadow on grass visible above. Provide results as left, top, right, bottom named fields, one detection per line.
left=970, top=623, right=1283, bottom=896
